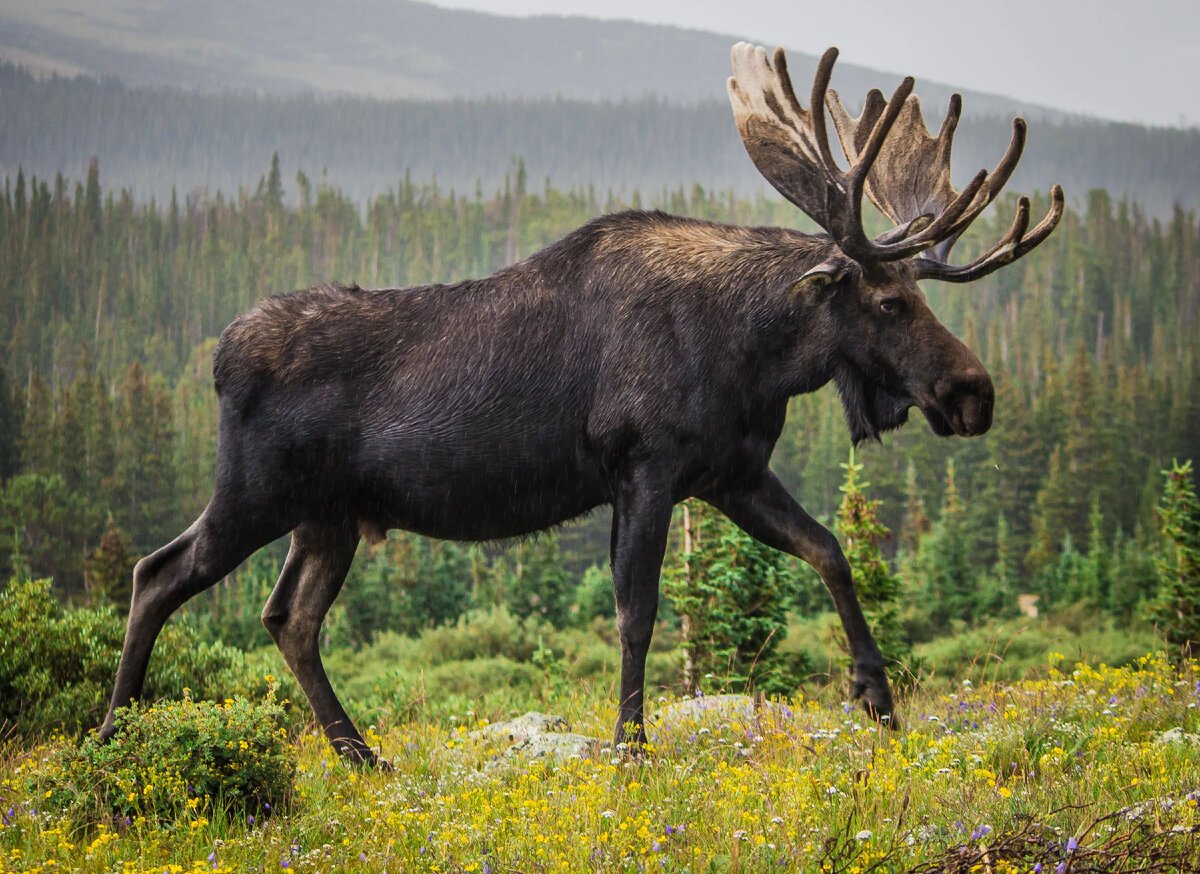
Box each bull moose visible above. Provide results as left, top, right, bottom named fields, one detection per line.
left=101, top=44, right=1063, bottom=764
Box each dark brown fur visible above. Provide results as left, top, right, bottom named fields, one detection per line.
left=100, top=208, right=993, bottom=763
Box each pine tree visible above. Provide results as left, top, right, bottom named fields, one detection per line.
left=0, top=361, right=23, bottom=482
left=914, top=459, right=978, bottom=631
left=664, top=500, right=794, bottom=695
left=83, top=515, right=135, bottom=608
left=1149, top=460, right=1200, bottom=657
left=835, top=448, right=912, bottom=678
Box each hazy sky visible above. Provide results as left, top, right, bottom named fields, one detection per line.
left=434, top=0, right=1199, bottom=128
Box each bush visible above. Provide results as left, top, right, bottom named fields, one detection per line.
left=914, top=613, right=1162, bottom=685
left=416, top=606, right=551, bottom=664
left=0, top=577, right=296, bottom=738
left=31, top=691, right=295, bottom=825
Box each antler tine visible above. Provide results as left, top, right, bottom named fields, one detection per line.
left=915, top=185, right=1065, bottom=283
left=805, top=47, right=840, bottom=172
left=908, top=117, right=1028, bottom=259
left=729, top=43, right=1061, bottom=275
left=826, top=79, right=1038, bottom=264
left=881, top=166, right=989, bottom=258
left=729, top=43, right=908, bottom=265
left=936, top=93, right=963, bottom=162
left=859, top=110, right=1029, bottom=262
left=836, top=76, right=916, bottom=262
left=848, top=77, right=916, bottom=189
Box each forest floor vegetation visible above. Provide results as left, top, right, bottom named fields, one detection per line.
left=2, top=654, right=1198, bottom=873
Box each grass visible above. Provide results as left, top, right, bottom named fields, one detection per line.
left=2, top=653, right=1199, bottom=872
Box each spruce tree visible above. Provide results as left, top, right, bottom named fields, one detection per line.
left=0, top=361, right=21, bottom=482
left=83, top=516, right=135, bottom=608
left=664, top=500, right=794, bottom=695
left=915, top=459, right=978, bottom=631
left=835, top=448, right=912, bottom=678
left=1149, top=461, right=1200, bottom=657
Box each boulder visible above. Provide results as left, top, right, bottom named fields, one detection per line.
left=470, top=711, right=600, bottom=763
left=648, top=693, right=789, bottom=738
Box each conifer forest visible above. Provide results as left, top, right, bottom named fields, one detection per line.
left=3, top=151, right=1197, bottom=656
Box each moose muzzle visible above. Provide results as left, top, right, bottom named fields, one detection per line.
left=929, top=368, right=994, bottom=437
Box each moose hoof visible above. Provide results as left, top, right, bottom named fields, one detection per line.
left=851, top=665, right=896, bottom=728
left=345, top=749, right=392, bottom=771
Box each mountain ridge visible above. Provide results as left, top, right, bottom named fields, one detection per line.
left=0, top=0, right=1077, bottom=122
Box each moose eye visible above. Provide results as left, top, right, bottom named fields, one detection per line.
left=879, top=297, right=903, bottom=316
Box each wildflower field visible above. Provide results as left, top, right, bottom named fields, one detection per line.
left=2, top=655, right=1199, bottom=873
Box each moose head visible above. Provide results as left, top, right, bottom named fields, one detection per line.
left=728, top=44, right=1064, bottom=444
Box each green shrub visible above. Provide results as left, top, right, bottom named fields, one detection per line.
left=31, top=692, right=295, bottom=825
left=914, top=613, right=1162, bottom=684
left=417, top=606, right=550, bottom=664
left=0, top=577, right=296, bottom=738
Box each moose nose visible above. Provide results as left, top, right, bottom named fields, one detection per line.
left=937, top=369, right=994, bottom=436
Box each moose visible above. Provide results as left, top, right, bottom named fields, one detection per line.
left=101, top=44, right=1063, bottom=765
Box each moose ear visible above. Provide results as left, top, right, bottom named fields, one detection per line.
left=790, top=261, right=849, bottom=297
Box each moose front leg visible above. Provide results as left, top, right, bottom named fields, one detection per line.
left=706, top=470, right=894, bottom=724
left=609, top=469, right=674, bottom=748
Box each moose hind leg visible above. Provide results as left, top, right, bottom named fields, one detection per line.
left=100, top=501, right=280, bottom=740
left=261, top=522, right=373, bottom=764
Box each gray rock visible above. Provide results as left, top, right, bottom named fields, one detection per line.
left=508, top=732, right=599, bottom=762
left=470, top=711, right=569, bottom=743
left=648, top=693, right=788, bottom=738
left=1155, top=727, right=1200, bottom=745
left=469, top=712, right=601, bottom=763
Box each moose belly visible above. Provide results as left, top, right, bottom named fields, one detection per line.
left=349, top=419, right=609, bottom=542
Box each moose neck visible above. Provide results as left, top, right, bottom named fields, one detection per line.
left=563, top=212, right=847, bottom=409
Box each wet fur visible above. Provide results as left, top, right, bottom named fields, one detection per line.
left=102, top=208, right=990, bottom=763
left=211, top=211, right=880, bottom=542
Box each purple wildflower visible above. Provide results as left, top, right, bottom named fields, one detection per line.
left=1055, top=863, right=1066, bottom=874
left=970, top=825, right=992, bottom=841
left=248, top=815, right=255, bottom=826
left=1066, top=836, right=1079, bottom=852
left=1032, top=864, right=1042, bottom=873
left=651, top=842, right=662, bottom=852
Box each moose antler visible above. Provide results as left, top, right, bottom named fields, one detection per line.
left=728, top=43, right=1064, bottom=279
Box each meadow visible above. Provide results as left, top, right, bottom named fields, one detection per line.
left=2, top=133, right=1198, bottom=874
left=3, top=652, right=1198, bottom=873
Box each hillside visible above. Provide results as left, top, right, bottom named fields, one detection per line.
left=2, top=64, right=1198, bottom=215
left=0, top=0, right=1064, bottom=118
